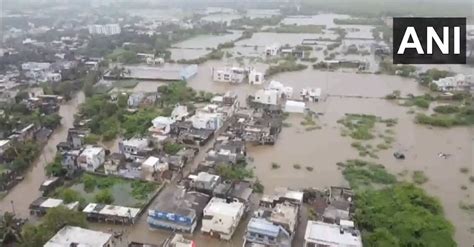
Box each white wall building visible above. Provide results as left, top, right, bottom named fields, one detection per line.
left=189, top=112, right=223, bottom=130
left=201, top=197, right=245, bottom=240
left=44, top=226, right=114, bottom=247
left=265, top=43, right=281, bottom=56
left=249, top=69, right=264, bottom=85
left=212, top=67, right=247, bottom=83
left=432, top=74, right=473, bottom=92
left=267, top=80, right=293, bottom=98
left=254, top=89, right=279, bottom=105
left=304, top=220, right=362, bottom=247
left=284, top=100, right=306, bottom=113
left=88, top=24, right=121, bottom=35
left=77, top=146, right=106, bottom=171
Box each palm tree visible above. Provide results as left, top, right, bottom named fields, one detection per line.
left=0, top=212, right=22, bottom=244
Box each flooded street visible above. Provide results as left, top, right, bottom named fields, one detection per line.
left=0, top=92, right=85, bottom=218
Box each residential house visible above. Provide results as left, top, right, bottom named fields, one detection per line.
left=119, top=137, right=152, bottom=160
left=432, top=74, right=473, bottom=92
left=268, top=202, right=299, bottom=238
left=150, top=116, right=175, bottom=141
left=61, top=149, right=81, bottom=174
left=188, top=172, right=221, bottom=195
left=67, top=128, right=90, bottom=149
left=142, top=156, right=168, bottom=181
left=201, top=197, right=245, bottom=240
left=244, top=217, right=291, bottom=247
left=254, top=89, right=280, bottom=106
left=260, top=187, right=304, bottom=208
left=0, top=140, right=11, bottom=157
left=77, top=146, right=106, bottom=172
left=161, top=234, right=195, bottom=247
left=206, top=136, right=246, bottom=164
left=249, top=69, right=264, bottom=85
left=265, top=43, right=281, bottom=56
left=82, top=203, right=140, bottom=225
left=9, top=123, right=37, bottom=142
left=300, top=88, right=321, bottom=102
left=212, top=67, right=247, bottom=83
left=304, top=220, right=362, bottom=247
left=147, top=185, right=210, bottom=233
left=178, top=127, right=214, bottom=146
left=267, top=80, right=293, bottom=98
left=284, top=100, right=306, bottom=113
left=30, top=197, right=79, bottom=216
left=44, top=226, right=114, bottom=247
left=189, top=112, right=223, bottom=130
left=104, top=153, right=125, bottom=175
left=128, top=92, right=146, bottom=108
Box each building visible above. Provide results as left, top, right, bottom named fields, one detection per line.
left=44, top=226, right=114, bottom=247
left=284, top=100, right=306, bottom=113
left=244, top=217, right=291, bottom=247
left=142, top=156, right=168, bottom=181
left=304, top=220, right=362, bottom=247
left=104, top=65, right=197, bottom=81
left=82, top=203, right=140, bottom=224
left=104, top=153, right=125, bottom=175
left=29, top=197, right=79, bottom=216
left=301, top=88, right=321, bottom=102
left=206, top=136, right=246, bottom=164
left=212, top=67, right=247, bottom=83
left=432, top=74, right=473, bottom=92
left=88, top=24, right=121, bottom=35
left=147, top=185, right=210, bottom=233
left=189, top=112, right=223, bottom=130
left=119, top=137, right=152, bottom=160
left=161, top=234, right=195, bottom=247
left=248, top=69, right=265, bottom=85
left=128, top=92, right=146, bottom=108
left=260, top=187, right=304, bottom=208
left=265, top=43, right=281, bottom=56
left=0, top=140, right=10, bottom=156
left=254, top=89, right=279, bottom=106
left=267, top=80, right=293, bottom=98
left=188, top=172, right=221, bottom=194
left=77, top=146, right=106, bottom=171
left=201, top=197, right=245, bottom=240
left=268, top=202, right=299, bottom=237
left=66, top=128, right=90, bottom=149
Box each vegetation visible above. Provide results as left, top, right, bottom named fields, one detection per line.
left=415, top=106, right=474, bottom=127
left=20, top=206, right=87, bottom=247
left=163, top=142, right=183, bottom=155
left=271, top=162, right=280, bottom=169
left=253, top=179, right=264, bottom=193
left=379, top=60, right=416, bottom=77
left=340, top=159, right=455, bottom=246
left=266, top=61, right=307, bottom=77
left=338, top=114, right=380, bottom=140
left=306, top=166, right=314, bottom=172
left=265, top=24, right=325, bottom=33
left=433, top=105, right=460, bottom=114
left=412, top=170, right=429, bottom=185
left=230, top=16, right=283, bottom=29
left=333, top=18, right=383, bottom=25
left=131, top=180, right=157, bottom=200
left=94, top=189, right=114, bottom=204
left=2, top=141, right=41, bottom=174
left=216, top=164, right=254, bottom=181
left=293, top=164, right=301, bottom=169
left=418, top=69, right=453, bottom=87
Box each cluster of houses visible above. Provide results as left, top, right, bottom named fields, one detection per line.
left=212, top=66, right=265, bottom=85
left=432, top=74, right=474, bottom=92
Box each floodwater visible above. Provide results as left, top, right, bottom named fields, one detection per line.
left=0, top=91, right=85, bottom=217
left=124, top=60, right=473, bottom=246
left=173, top=31, right=243, bottom=49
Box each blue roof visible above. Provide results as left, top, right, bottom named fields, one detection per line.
left=247, top=218, right=280, bottom=238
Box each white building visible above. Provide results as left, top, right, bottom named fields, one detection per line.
left=189, top=112, right=223, bottom=130
left=44, top=226, right=114, bottom=247
left=265, top=43, right=281, bottom=56
left=301, top=88, right=321, bottom=102
left=304, top=220, right=362, bottom=247
left=171, top=105, right=189, bottom=121
left=119, top=138, right=150, bottom=160
left=284, top=100, right=306, bottom=113
left=267, top=80, right=293, bottom=98
left=46, top=72, right=62, bottom=82
left=254, top=89, right=279, bottom=105
left=0, top=139, right=11, bottom=156
left=201, top=197, right=245, bottom=240
left=432, top=74, right=473, bottom=92
left=150, top=116, right=175, bottom=140
left=77, top=146, right=106, bottom=171
left=212, top=67, right=247, bottom=83
left=142, top=156, right=168, bottom=173
left=88, top=24, right=121, bottom=35
left=248, top=69, right=264, bottom=85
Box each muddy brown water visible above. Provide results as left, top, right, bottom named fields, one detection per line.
left=1, top=63, right=472, bottom=246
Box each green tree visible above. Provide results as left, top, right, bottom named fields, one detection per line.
left=95, top=189, right=114, bottom=204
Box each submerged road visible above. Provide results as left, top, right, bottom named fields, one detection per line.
left=0, top=92, right=85, bottom=217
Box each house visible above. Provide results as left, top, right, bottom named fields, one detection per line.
left=212, top=67, right=247, bottom=83
left=128, top=92, right=146, bottom=108
left=301, top=88, right=321, bottom=102
left=284, top=100, right=306, bottom=113
left=104, top=153, right=125, bottom=175
left=119, top=137, right=152, bottom=160
left=10, top=123, right=37, bottom=142
left=39, top=177, right=63, bottom=196
left=178, top=128, right=214, bottom=146
left=61, top=149, right=81, bottom=174
left=188, top=172, right=221, bottom=195
left=142, top=156, right=168, bottom=181
left=189, top=112, right=223, bottom=130
left=244, top=217, right=291, bottom=247
left=77, top=146, right=106, bottom=171
left=265, top=43, right=281, bottom=56
left=147, top=185, right=210, bottom=233
left=201, top=197, right=245, bottom=240
left=304, top=220, right=362, bottom=247
left=29, top=197, right=79, bottom=216
left=267, top=80, right=293, bottom=98
left=150, top=116, right=175, bottom=141
left=268, top=202, right=299, bottom=237
left=206, top=136, right=246, bottom=164
left=171, top=104, right=189, bottom=121
left=82, top=203, right=140, bottom=225
left=44, top=226, right=114, bottom=247
left=67, top=128, right=90, bottom=149
left=249, top=69, right=264, bottom=85
left=260, top=187, right=304, bottom=208
left=432, top=74, right=473, bottom=92
left=161, top=234, right=195, bottom=247
left=254, top=89, right=279, bottom=106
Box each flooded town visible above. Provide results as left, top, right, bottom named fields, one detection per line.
left=0, top=0, right=473, bottom=246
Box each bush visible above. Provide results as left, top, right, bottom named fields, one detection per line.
left=433, top=105, right=460, bottom=114
left=82, top=174, right=97, bottom=192
left=266, top=61, right=308, bottom=77
left=293, top=164, right=301, bottom=169
left=412, top=170, right=429, bottom=184
left=271, top=162, right=280, bottom=169
left=95, top=189, right=114, bottom=204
